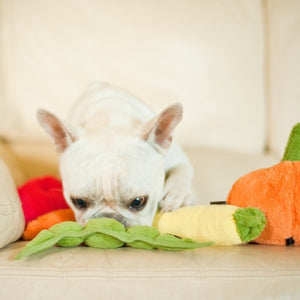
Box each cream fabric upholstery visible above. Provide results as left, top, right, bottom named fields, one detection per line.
left=0, top=0, right=266, bottom=153
left=0, top=0, right=300, bottom=299
left=1, top=242, right=300, bottom=300
left=0, top=155, right=24, bottom=248
left=267, top=0, right=300, bottom=156
left=0, top=147, right=288, bottom=300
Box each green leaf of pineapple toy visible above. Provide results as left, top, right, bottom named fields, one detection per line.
left=154, top=205, right=266, bottom=246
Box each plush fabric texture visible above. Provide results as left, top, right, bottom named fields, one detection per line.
left=281, top=123, right=300, bottom=162
left=16, top=218, right=211, bottom=259
left=227, top=123, right=300, bottom=245
left=22, top=204, right=266, bottom=248
left=155, top=205, right=266, bottom=246
left=233, top=207, right=267, bottom=243
left=18, top=176, right=69, bottom=224
left=228, top=161, right=300, bottom=245
left=22, top=208, right=75, bottom=240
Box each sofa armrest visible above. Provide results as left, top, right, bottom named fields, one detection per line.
left=0, top=144, right=25, bottom=248
left=0, top=140, right=26, bottom=186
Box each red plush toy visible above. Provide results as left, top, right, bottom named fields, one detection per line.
left=18, top=176, right=69, bottom=224
left=17, top=176, right=74, bottom=240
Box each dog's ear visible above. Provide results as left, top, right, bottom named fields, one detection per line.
left=142, top=103, right=183, bottom=151
left=37, top=109, right=76, bottom=153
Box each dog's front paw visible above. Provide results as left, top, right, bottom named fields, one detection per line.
left=159, top=185, right=192, bottom=212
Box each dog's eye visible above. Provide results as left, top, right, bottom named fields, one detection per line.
left=71, top=197, right=88, bottom=210
left=129, top=196, right=148, bottom=211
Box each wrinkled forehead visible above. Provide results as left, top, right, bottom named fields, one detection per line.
left=59, top=137, right=164, bottom=196
left=61, top=135, right=160, bottom=168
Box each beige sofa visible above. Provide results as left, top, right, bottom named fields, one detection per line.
left=1, top=0, right=300, bottom=298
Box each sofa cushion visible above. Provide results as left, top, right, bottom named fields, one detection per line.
left=0, top=0, right=266, bottom=153
left=267, top=0, right=300, bottom=157
left=0, top=145, right=290, bottom=299
left=0, top=157, right=24, bottom=248
left=0, top=141, right=26, bottom=186
left=0, top=242, right=299, bottom=299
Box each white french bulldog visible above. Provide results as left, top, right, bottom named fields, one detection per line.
left=37, top=83, right=193, bottom=227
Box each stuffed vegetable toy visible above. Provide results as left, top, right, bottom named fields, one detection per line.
left=17, top=205, right=266, bottom=259
left=228, top=123, right=300, bottom=246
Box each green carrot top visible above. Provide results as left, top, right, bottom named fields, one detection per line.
left=281, top=123, right=300, bottom=162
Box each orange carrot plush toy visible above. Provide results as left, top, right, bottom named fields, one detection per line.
left=227, top=123, right=300, bottom=246
left=22, top=209, right=75, bottom=240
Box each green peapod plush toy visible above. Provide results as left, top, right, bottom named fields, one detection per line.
left=16, top=205, right=266, bottom=259
left=16, top=218, right=212, bottom=259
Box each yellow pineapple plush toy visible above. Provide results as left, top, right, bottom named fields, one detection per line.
left=153, top=205, right=266, bottom=246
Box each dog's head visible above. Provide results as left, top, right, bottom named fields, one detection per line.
left=37, top=103, right=182, bottom=227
